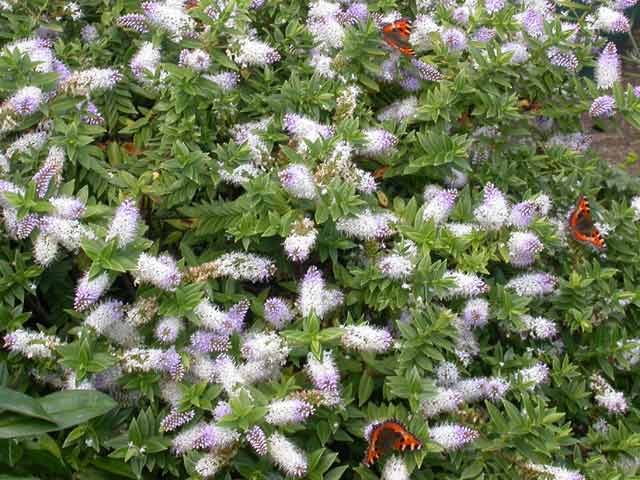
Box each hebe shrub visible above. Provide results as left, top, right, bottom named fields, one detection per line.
left=1, top=0, right=640, bottom=478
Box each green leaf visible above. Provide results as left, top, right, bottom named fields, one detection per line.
left=358, top=372, right=374, bottom=407
left=325, top=466, right=349, bottom=480
left=0, top=387, right=55, bottom=423
left=0, top=390, right=117, bottom=439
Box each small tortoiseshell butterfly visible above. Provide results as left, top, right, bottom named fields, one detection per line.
left=382, top=18, right=415, bottom=57
left=568, top=195, right=606, bottom=250
left=363, top=420, right=422, bottom=467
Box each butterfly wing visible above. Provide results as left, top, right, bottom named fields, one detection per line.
left=363, top=423, right=384, bottom=467
left=382, top=18, right=416, bottom=56
left=363, top=420, right=422, bottom=467
left=392, top=428, right=423, bottom=452
left=569, top=196, right=606, bottom=250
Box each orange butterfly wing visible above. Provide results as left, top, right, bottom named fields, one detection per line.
left=363, top=420, right=422, bottom=467
left=382, top=18, right=416, bottom=56
left=569, top=196, right=606, bottom=250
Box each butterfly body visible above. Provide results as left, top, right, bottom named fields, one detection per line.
left=382, top=18, right=415, bottom=56
left=568, top=196, right=606, bottom=250
left=363, top=420, right=422, bottom=467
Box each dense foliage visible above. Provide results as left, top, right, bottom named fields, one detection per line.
left=1, top=0, right=640, bottom=479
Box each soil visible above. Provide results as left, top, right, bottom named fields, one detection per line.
left=585, top=29, right=640, bottom=174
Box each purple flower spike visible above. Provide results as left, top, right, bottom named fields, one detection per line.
left=117, top=13, right=149, bottom=33
left=5, top=211, right=40, bottom=240
left=411, top=59, right=443, bottom=81
left=595, top=7, right=630, bottom=33
left=8, top=86, right=43, bottom=116
left=341, top=325, right=393, bottom=353
left=154, top=317, right=184, bottom=344
left=279, top=164, right=318, bottom=200
left=306, top=351, right=341, bottom=404
left=160, top=409, right=195, bottom=432
left=519, top=9, right=545, bottom=38
left=423, top=186, right=458, bottom=224
left=343, top=3, right=368, bottom=23
left=74, top=271, right=111, bottom=311
left=398, top=73, right=422, bottom=92
left=443, top=271, right=489, bottom=298
left=264, top=297, right=295, bottom=329
left=521, top=315, right=558, bottom=339
left=441, top=28, right=467, bottom=52
left=161, top=347, right=184, bottom=381
left=32, top=146, right=65, bottom=198
left=429, top=424, right=479, bottom=451
left=596, top=42, right=620, bottom=90
left=360, top=128, right=398, bottom=157
left=526, top=463, right=585, bottom=480
left=473, top=27, right=496, bottom=42
left=461, top=298, right=489, bottom=328
left=298, top=266, right=343, bottom=319
left=283, top=113, right=334, bottom=144
left=106, top=199, right=139, bottom=248
left=485, top=0, right=505, bottom=14
left=247, top=426, right=268, bottom=456
left=474, top=183, right=510, bottom=230
left=506, top=272, right=558, bottom=297
left=204, top=72, right=240, bottom=92
left=80, top=101, right=105, bottom=125
left=134, top=253, right=182, bottom=291
left=589, top=96, right=616, bottom=118
left=265, top=399, right=315, bottom=425
left=548, top=48, right=579, bottom=72
left=179, top=49, right=211, bottom=72
left=336, top=209, right=397, bottom=240
left=234, top=38, right=281, bottom=67
left=507, top=231, right=544, bottom=267
left=190, top=330, right=231, bottom=353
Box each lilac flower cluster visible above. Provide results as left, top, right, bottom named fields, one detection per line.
left=263, top=297, right=295, bottom=329
left=336, top=209, right=397, bottom=241
left=61, top=68, right=122, bottom=96
left=508, top=231, right=544, bottom=267
left=232, top=37, right=281, bottom=67
left=3, top=329, right=61, bottom=359
left=265, top=399, right=315, bottom=425
left=137, top=0, right=196, bottom=41
left=306, top=351, right=341, bottom=405
left=442, top=271, right=488, bottom=298
left=298, top=266, right=343, bottom=319
left=429, top=423, right=479, bottom=451
left=474, top=183, right=510, bottom=230
left=520, top=315, right=558, bottom=340
left=341, top=325, right=393, bottom=354
left=283, top=113, right=334, bottom=150
left=284, top=218, right=318, bottom=262
left=526, top=463, right=585, bottom=480
left=279, top=164, right=318, bottom=200
left=315, top=141, right=377, bottom=194
left=74, top=272, right=112, bottom=311
left=106, top=199, right=139, bottom=248
left=130, top=42, right=162, bottom=85
left=516, top=362, right=550, bottom=390
left=194, top=298, right=249, bottom=335
left=268, top=433, right=307, bottom=477
left=590, top=374, right=628, bottom=414
left=423, top=185, right=458, bottom=224
left=210, top=252, right=276, bottom=282
left=246, top=426, right=268, bottom=456
left=134, top=253, right=182, bottom=291
left=506, top=272, right=558, bottom=297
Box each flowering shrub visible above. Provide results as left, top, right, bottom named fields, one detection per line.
left=1, top=0, right=640, bottom=479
